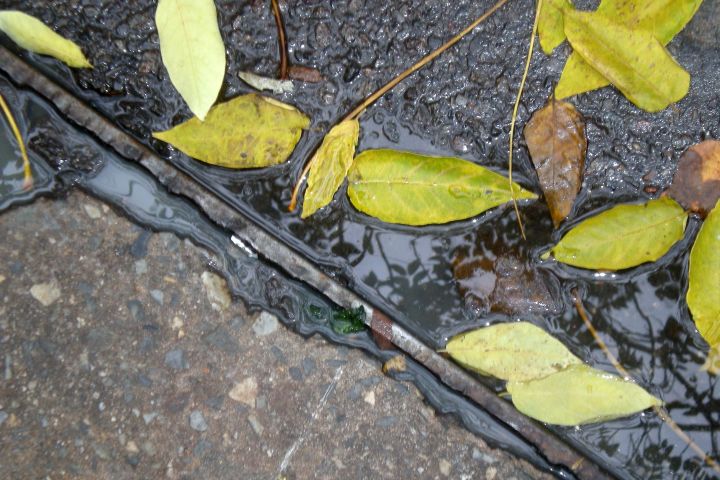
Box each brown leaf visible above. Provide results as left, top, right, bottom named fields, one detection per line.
left=666, top=140, right=720, bottom=218
left=524, top=97, right=587, bottom=227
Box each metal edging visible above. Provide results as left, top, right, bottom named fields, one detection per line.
left=0, top=45, right=612, bottom=480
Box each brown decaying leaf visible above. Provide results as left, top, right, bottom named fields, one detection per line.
left=666, top=140, right=720, bottom=218
left=524, top=97, right=587, bottom=227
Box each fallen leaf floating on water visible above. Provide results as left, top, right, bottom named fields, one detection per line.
left=445, top=322, right=581, bottom=382
left=524, top=97, right=586, bottom=227
left=238, top=71, right=294, bottom=94
left=555, top=0, right=702, bottom=99
left=0, top=10, right=91, bottom=68
left=561, top=8, right=690, bottom=112
left=155, top=0, right=225, bottom=120
left=687, top=200, right=720, bottom=374
left=543, top=197, right=687, bottom=270
left=347, top=149, right=536, bottom=225
left=666, top=140, right=720, bottom=218
left=301, top=120, right=359, bottom=218
left=153, top=94, right=309, bottom=168
left=538, top=0, right=572, bottom=54
left=507, top=364, right=661, bottom=426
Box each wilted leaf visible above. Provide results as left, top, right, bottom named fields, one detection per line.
left=156, top=0, right=226, bottom=120
left=330, top=306, right=366, bottom=334
left=556, top=0, right=701, bottom=100
left=666, top=141, right=720, bottom=218
left=445, top=322, right=581, bottom=382
left=153, top=94, right=309, bottom=168
left=0, top=10, right=91, bottom=68
left=538, top=0, right=571, bottom=54
left=302, top=120, right=360, bottom=218
left=238, top=71, right=294, bottom=94
left=524, top=97, right=586, bottom=227
left=544, top=197, right=687, bottom=270
left=507, top=364, right=661, bottom=426
left=687, top=200, right=720, bottom=363
left=347, top=149, right=536, bottom=225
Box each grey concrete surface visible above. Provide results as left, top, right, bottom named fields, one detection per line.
left=0, top=192, right=550, bottom=479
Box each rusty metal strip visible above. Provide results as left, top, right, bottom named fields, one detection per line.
left=0, top=45, right=611, bottom=480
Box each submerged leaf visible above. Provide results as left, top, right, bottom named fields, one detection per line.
left=687, top=200, right=720, bottom=359
left=0, top=10, right=91, bottom=68
left=667, top=141, right=720, bottom=218
left=544, top=197, right=687, bottom=270
left=331, top=306, right=367, bottom=334
left=538, top=0, right=571, bottom=54
left=347, top=150, right=536, bottom=225
left=156, top=0, right=226, bottom=120
left=302, top=120, right=360, bottom=218
left=445, top=322, right=581, bottom=382
left=153, top=94, right=309, bottom=168
left=507, top=364, right=661, bottom=426
left=238, top=71, right=294, bottom=94
left=556, top=0, right=701, bottom=99
left=524, top=97, right=586, bottom=227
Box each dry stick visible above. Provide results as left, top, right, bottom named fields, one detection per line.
left=271, top=0, right=289, bottom=80
left=507, top=0, right=542, bottom=240
left=0, top=92, right=32, bottom=190
left=572, top=289, right=720, bottom=475
left=289, top=0, right=511, bottom=211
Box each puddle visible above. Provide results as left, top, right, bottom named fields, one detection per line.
left=1, top=0, right=720, bottom=477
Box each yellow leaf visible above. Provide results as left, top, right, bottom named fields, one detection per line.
left=507, top=364, right=661, bottom=426
left=0, top=10, right=91, bottom=68
left=538, top=0, right=571, bottom=55
left=301, top=120, right=359, bottom=218
left=555, top=0, right=701, bottom=99
left=153, top=94, right=309, bottom=168
left=562, top=9, right=689, bottom=112
left=687, top=200, right=720, bottom=360
left=156, top=0, right=226, bottom=120
left=347, top=149, right=536, bottom=225
left=445, top=322, right=582, bottom=382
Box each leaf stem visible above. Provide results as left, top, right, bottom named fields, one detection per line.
left=0, top=92, right=32, bottom=190
left=271, top=0, right=289, bottom=80
left=508, top=0, right=542, bottom=240
left=290, top=0, right=511, bottom=211
left=572, top=289, right=720, bottom=475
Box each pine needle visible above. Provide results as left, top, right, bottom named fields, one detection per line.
left=0, top=92, right=32, bottom=190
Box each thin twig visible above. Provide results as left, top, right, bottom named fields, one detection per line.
left=0, top=92, right=32, bottom=190
left=271, top=0, right=289, bottom=80
left=508, top=0, right=542, bottom=240
left=289, top=0, right=511, bottom=211
left=572, top=289, right=720, bottom=475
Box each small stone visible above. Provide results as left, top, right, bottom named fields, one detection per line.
left=143, top=412, right=158, bottom=425
left=193, top=439, right=213, bottom=456
left=83, top=204, right=102, bottom=219
left=201, top=272, right=231, bottom=310
left=247, top=414, right=264, bottom=436
left=375, top=416, right=397, bottom=428
left=141, top=441, right=156, bottom=456
left=189, top=410, right=208, bottom=432
left=0, top=274, right=5, bottom=284
left=439, top=459, right=451, bottom=476
left=270, top=346, right=286, bottom=364
left=363, top=391, right=375, bottom=406
left=130, top=230, right=151, bottom=258
left=125, top=454, right=141, bottom=468
left=93, top=443, right=111, bottom=460
left=228, top=377, right=258, bottom=407
left=0, top=411, right=7, bottom=426
left=134, top=259, right=147, bottom=275
left=30, top=281, right=61, bottom=306
left=252, top=312, right=278, bottom=337
left=149, top=289, right=164, bottom=305
left=203, top=327, right=239, bottom=354
left=127, top=300, right=145, bottom=322
left=229, top=316, right=245, bottom=330
left=473, top=447, right=497, bottom=464
left=486, top=466, right=498, bottom=480
left=171, top=316, right=183, bottom=330
left=126, top=441, right=139, bottom=454
left=164, top=350, right=188, bottom=370
left=302, top=357, right=316, bottom=376
left=289, top=366, right=303, bottom=381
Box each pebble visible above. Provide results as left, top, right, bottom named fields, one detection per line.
left=30, top=281, right=61, bottom=306
left=143, top=412, right=159, bottom=425
left=247, top=414, right=264, bottom=436
left=134, top=259, right=147, bottom=275
left=375, top=416, right=397, bottom=428
left=228, top=377, right=258, bottom=407
left=193, top=439, right=212, bottom=456
left=270, top=346, right=286, bottom=364
left=189, top=410, right=208, bottom=432
left=0, top=411, right=7, bottom=426
left=126, top=441, right=139, bottom=454
left=164, top=350, right=188, bottom=370
left=289, top=367, right=303, bottom=381
left=203, top=327, right=239, bottom=354
left=130, top=230, right=151, bottom=258
left=201, top=272, right=231, bottom=310
left=83, top=204, right=102, bottom=219
left=126, top=300, right=145, bottom=322
left=252, top=312, right=279, bottom=336
left=473, top=448, right=497, bottom=464
left=439, top=459, right=451, bottom=476
left=149, top=289, right=164, bottom=305
left=363, top=391, right=376, bottom=406
left=302, top=357, right=316, bottom=376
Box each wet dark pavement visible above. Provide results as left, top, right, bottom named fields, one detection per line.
left=0, top=192, right=549, bottom=479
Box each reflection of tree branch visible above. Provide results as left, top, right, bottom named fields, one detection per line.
left=572, top=289, right=720, bottom=475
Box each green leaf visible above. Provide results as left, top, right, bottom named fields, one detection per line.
left=507, top=364, right=661, bottom=426
left=153, top=94, right=309, bottom=168
left=0, top=10, right=91, bottom=68
left=347, top=149, right=536, bottom=226
left=556, top=0, right=701, bottom=99
left=331, top=306, right=367, bottom=334
left=688, top=200, right=720, bottom=352
left=156, top=0, right=226, bottom=120
left=538, top=0, right=571, bottom=55
left=445, top=322, right=582, bottom=382
left=302, top=120, right=359, bottom=218
left=544, top=197, right=687, bottom=270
